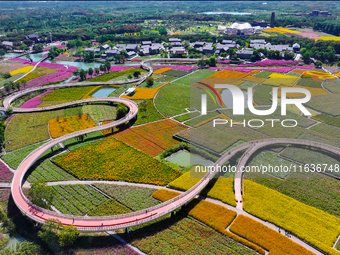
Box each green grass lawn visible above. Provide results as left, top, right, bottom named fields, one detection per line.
left=154, top=69, right=216, bottom=117
left=162, top=69, right=190, bottom=77
left=306, top=94, right=340, bottom=116
left=87, top=68, right=145, bottom=82
left=296, top=78, right=322, bottom=88
left=133, top=99, right=164, bottom=126
left=323, top=80, right=340, bottom=94
left=253, top=71, right=274, bottom=78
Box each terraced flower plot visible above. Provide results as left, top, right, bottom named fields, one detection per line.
left=114, top=119, right=187, bottom=156
left=53, top=136, right=181, bottom=185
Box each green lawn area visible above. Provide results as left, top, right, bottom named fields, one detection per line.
left=162, top=69, right=190, bottom=77
left=40, top=86, right=96, bottom=102
left=306, top=94, right=340, bottom=116
left=154, top=69, right=216, bottom=117
left=174, top=111, right=201, bottom=122
left=248, top=171, right=340, bottom=218
left=88, top=199, right=131, bottom=216
left=5, top=107, right=83, bottom=151
left=184, top=110, right=221, bottom=127
left=120, top=214, right=257, bottom=255
left=93, top=184, right=159, bottom=211
left=155, top=74, right=178, bottom=83
left=50, top=184, right=108, bottom=216
left=133, top=99, right=164, bottom=126
left=323, top=80, right=340, bottom=94
left=53, top=136, right=181, bottom=185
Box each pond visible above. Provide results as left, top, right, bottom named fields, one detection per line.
left=166, top=150, right=214, bottom=167
left=91, top=88, right=116, bottom=97
left=200, top=11, right=252, bottom=15
left=1, top=234, right=25, bottom=250
left=221, top=89, right=248, bottom=109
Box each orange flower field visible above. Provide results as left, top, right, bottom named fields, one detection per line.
left=114, top=119, right=188, bottom=156
left=121, top=83, right=168, bottom=100
left=49, top=114, right=96, bottom=138
left=229, top=215, right=315, bottom=255
left=303, top=70, right=337, bottom=81
left=153, top=67, right=173, bottom=74
left=53, top=136, right=181, bottom=186
left=278, top=85, right=329, bottom=98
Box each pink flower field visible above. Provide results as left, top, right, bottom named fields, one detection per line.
left=209, top=65, right=314, bottom=73
left=238, top=59, right=300, bottom=67
left=20, top=89, right=53, bottom=108
left=0, top=161, right=13, bottom=181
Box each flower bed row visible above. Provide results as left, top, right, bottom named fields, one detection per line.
left=153, top=67, right=173, bottom=74
left=151, top=65, right=196, bottom=71
left=113, top=119, right=187, bottom=156
left=121, top=83, right=167, bottom=100
left=52, top=136, right=182, bottom=186
left=152, top=189, right=265, bottom=255
left=9, top=65, right=33, bottom=76
left=238, top=59, right=299, bottom=67
left=0, top=160, right=13, bottom=181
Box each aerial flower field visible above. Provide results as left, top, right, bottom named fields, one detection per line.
left=120, top=83, right=167, bottom=100
left=153, top=67, right=173, bottom=74
left=9, top=65, right=33, bottom=76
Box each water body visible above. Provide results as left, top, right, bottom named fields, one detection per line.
left=221, top=89, right=248, bottom=109
left=91, top=88, right=116, bottom=97
left=200, top=11, right=252, bottom=15
left=166, top=150, right=214, bottom=167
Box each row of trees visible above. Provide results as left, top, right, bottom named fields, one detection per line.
left=73, top=62, right=112, bottom=81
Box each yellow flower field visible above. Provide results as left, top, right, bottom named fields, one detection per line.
left=262, top=73, right=300, bottom=87
left=121, top=83, right=167, bottom=100
left=168, top=172, right=236, bottom=206
left=262, top=27, right=301, bottom=34
left=278, top=85, right=329, bottom=97
left=303, top=70, right=336, bottom=81
left=243, top=180, right=340, bottom=255
left=318, top=36, right=340, bottom=41
left=9, top=65, right=33, bottom=76
left=154, top=67, right=173, bottom=74
left=49, top=114, right=96, bottom=138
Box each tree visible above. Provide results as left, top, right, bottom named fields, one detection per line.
left=208, top=57, right=216, bottom=67
left=140, top=100, right=147, bottom=113
left=337, top=61, right=340, bottom=67
left=104, top=61, right=111, bottom=72
left=2, top=218, right=15, bottom=236
left=5, top=107, right=13, bottom=117
left=28, top=180, right=54, bottom=209
left=302, top=51, right=311, bottom=63
left=79, top=69, right=87, bottom=81
left=73, top=69, right=80, bottom=77
left=0, top=49, right=5, bottom=56
left=14, top=81, right=21, bottom=91
left=21, top=80, right=27, bottom=88
left=38, top=218, right=62, bottom=248
left=32, top=43, right=44, bottom=52
left=88, top=68, right=93, bottom=77
left=57, top=225, right=80, bottom=247
left=99, top=64, right=106, bottom=73
left=2, top=72, right=11, bottom=79
left=127, top=74, right=133, bottom=79
left=314, top=60, right=323, bottom=68
left=158, top=26, right=167, bottom=35
left=146, top=77, right=154, bottom=87
left=20, top=43, right=29, bottom=51
left=197, top=59, right=205, bottom=67
left=133, top=71, right=141, bottom=78
left=4, top=82, right=11, bottom=93
left=116, top=103, right=129, bottom=120
left=95, top=68, right=100, bottom=76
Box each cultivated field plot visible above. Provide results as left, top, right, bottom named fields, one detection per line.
left=133, top=99, right=164, bottom=126
left=305, top=94, right=340, bottom=116
left=323, top=80, right=340, bottom=94
left=0, top=60, right=28, bottom=73
left=53, top=136, right=181, bottom=185
left=87, top=68, right=146, bottom=82
left=243, top=180, right=340, bottom=255
left=313, top=114, right=340, bottom=128
left=9, top=65, right=33, bottom=76
left=310, top=123, right=340, bottom=139
left=252, top=84, right=275, bottom=105
left=114, top=119, right=187, bottom=156
left=153, top=67, right=173, bottom=74
left=0, top=73, right=23, bottom=87
left=230, top=215, right=315, bottom=255
left=262, top=73, right=300, bottom=87
left=49, top=114, right=96, bottom=138
left=174, top=111, right=201, bottom=122
left=0, top=160, right=13, bottom=181
left=82, top=104, right=117, bottom=124
left=93, top=184, right=159, bottom=211
left=183, top=111, right=224, bottom=127
left=39, top=86, right=98, bottom=107
left=162, top=69, right=190, bottom=77
left=302, top=70, right=336, bottom=81
left=26, top=159, right=77, bottom=183
left=221, top=107, right=316, bottom=128
left=168, top=172, right=236, bottom=206
left=5, top=107, right=83, bottom=151
left=296, top=78, right=322, bottom=88
left=121, top=214, right=257, bottom=255
left=121, top=84, right=165, bottom=100
left=176, top=122, right=269, bottom=154
left=88, top=199, right=131, bottom=216
left=154, top=69, right=216, bottom=117
left=51, top=184, right=108, bottom=216
left=254, top=71, right=274, bottom=78
left=248, top=171, right=340, bottom=218
left=278, top=85, right=329, bottom=98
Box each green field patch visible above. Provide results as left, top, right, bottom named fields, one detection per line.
left=323, top=80, right=340, bottom=94
left=5, top=107, right=83, bottom=151
left=50, top=184, right=108, bottom=216
left=238, top=81, right=257, bottom=89
left=296, top=78, right=322, bottom=88
left=87, top=68, right=145, bottom=82
left=88, top=199, right=132, bottom=216
left=93, top=184, right=159, bottom=211
left=184, top=110, right=221, bottom=127
left=306, top=94, right=340, bottom=116
left=313, top=113, right=340, bottom=128
left=174, top=111, right=201, bottom=122
left=133, top=99, right=164, bottom=126
left=162, top=69, right=190, bottom=77
left=63, top=131, right=104, bottom=151
left=253, top=71, right=274, bottom=78
left=53, top=136, right=181, bottom=185
left=155, top=74, right=178, bottom=83
left=154, top=69, right=216, bottom=117
left=310, top=123, right=340, bottom=139
left=82, top=104, right=117, bottom=124
left=252, top=84, right=275, bottom=105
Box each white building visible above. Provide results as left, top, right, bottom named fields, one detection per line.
left=224, top=23, right=255, bottom=36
